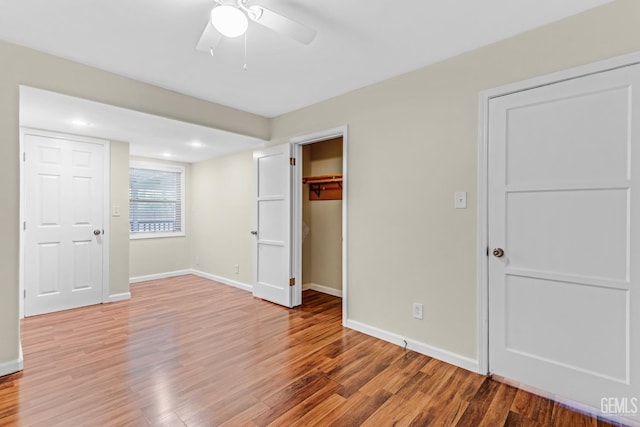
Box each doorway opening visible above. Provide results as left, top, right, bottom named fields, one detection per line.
left=301, top=137, right=343, bottom=301
left=291, top=126, right=348, bottom=323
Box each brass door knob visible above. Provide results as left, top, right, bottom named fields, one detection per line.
left=493, top=248, right=504, bottom=258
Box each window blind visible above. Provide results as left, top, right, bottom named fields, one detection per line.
left=130, top=167, right=183, bottom=234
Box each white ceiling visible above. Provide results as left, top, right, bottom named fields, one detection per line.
left=20, top=86, right=266, bottom=163
left=1, top=0, right=612, bottom=118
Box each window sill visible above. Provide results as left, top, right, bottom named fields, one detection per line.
left=130, top=232, right=186, bottom=240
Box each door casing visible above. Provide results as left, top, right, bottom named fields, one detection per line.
left=19, top=128, right=111, bottom=318
left=290, top=126, right=348, bottom=324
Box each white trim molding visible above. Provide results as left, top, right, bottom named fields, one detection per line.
left=345, top=319, right=479, bottom=374
left=0, top=356, right=23, bottom=377
left=191, top=270, right=252, bottom=292
left=304, top=283, right=343, bottom=298
left=130, top=269, right=253, bottom=292
left=129, top=269, right=193, bottom=284
left=108, top=292, right=131, bottom=303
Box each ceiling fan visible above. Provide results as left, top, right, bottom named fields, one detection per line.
left=196, top=0, right=317, bottom=54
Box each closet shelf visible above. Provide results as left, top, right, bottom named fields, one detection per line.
left=302, top=174, right=343, bottom=185
left=303, top=174, right=343, bottom=200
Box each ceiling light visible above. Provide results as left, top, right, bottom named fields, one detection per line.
left=71, top=119, right=93, bottom=127
left=211, top=5, right=248, bottom=38
left=189, top=141, right=204, bottom=148
left=162, top=152, right=172, bottom=158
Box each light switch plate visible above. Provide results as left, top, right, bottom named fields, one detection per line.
left=112, top=205, right=121, bottom=217
left=455, top=192, right=467, bottom=209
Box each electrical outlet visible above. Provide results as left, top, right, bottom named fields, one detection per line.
left=234, top=264, right=240, bottom=274
left=413, top=303, right=423, bottom=320
left=195, top=256, right=200, bottom=266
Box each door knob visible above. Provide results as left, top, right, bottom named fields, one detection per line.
left=93, top=229, right=102, bottom=236
left=250, top=230, right=258, bottom=236
left=492, top=248, right=504, bottom=258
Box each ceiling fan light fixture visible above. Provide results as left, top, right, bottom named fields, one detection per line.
left=211, top=5, right=248, bottom=38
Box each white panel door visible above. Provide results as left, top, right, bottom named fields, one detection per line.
left=253, top=144, right=293, bottom=307
left=488, top=63, right=640, bottom=421
left=24, top=133, right=105, bottom=316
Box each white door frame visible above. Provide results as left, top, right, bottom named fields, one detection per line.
left=19, top=128, right=111, bottom=319
left=290, top=125, right=348, bottom=324
left=477, top=51, right=640, bottom=375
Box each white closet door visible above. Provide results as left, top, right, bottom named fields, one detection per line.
left=488, top=63, right=640, bottom=422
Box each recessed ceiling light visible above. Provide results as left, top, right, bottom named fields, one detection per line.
left=71, top=119, right=93, bottom=127
left=162, top=152, right=172, bottom=158
left=189, top=141, right=204, bottom=148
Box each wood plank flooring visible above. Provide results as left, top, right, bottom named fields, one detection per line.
left=0, top=275, right=626, bottom=426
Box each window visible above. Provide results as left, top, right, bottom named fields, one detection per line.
left=130, top=161, right=185, bottom=239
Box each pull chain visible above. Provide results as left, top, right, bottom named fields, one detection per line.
left=243, top=30, right=248, bottom=71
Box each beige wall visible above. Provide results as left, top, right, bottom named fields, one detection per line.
left=302, top=138, right=343, bottom=291
left=109, top=141, right=131, bottom=296
left=0, top=40, right=268, bottom=367
left=269, top=0, right=640, bottom=359
left=190, top=150, right=254, bottom=284
left=129, top=156, right=192, bottom=279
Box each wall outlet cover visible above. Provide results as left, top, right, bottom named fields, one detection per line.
left=413, top=303, right=424, bottom=320
left=454, top=192, right=467, bottom=209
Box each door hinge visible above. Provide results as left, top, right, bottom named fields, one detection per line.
left=290, top=157, right=296, bottom=166
left=24, top=290, right=26, bottom=299
left=23, top=152, right=26, bottom=162
left=23, top=221, right=26, bottom=231
left=289, top=277, right=295, bottom=286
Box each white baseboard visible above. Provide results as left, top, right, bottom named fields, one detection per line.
left=0, top=353, right=23, bottom=377
left=304, top=283, right=343, bottom=298
left=345, top=319, right=479, bottom=374
left=108, top=292, right=131, bottom=303
left=129, top=269, right=252, bottom=293
left=191, top=269, right=252, bottom=292
left=129, top=269, right=193, bottom=284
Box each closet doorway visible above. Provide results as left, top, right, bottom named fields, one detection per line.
left=301, top=137, right=343, bottom=300
left=291, top=126, right=347, bottom=322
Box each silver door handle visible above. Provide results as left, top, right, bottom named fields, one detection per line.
left=493, top=248, right=504, bottom=257
left=93, top=229, right=102, bottom=236
left=250, top=230, right=258, bottom=236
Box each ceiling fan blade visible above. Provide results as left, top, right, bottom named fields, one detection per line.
left=248, top=5, right=316, bottom=45
left=196, top=21, right=223, bottom=53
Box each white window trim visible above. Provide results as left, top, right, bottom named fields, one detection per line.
left=130, top=160, right=186, bottom=240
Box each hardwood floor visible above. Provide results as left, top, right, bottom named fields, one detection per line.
left=0, top=275, right=626, bottom=426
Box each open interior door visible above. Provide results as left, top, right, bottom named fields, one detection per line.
left=252, top=144, right=294, bottom=307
